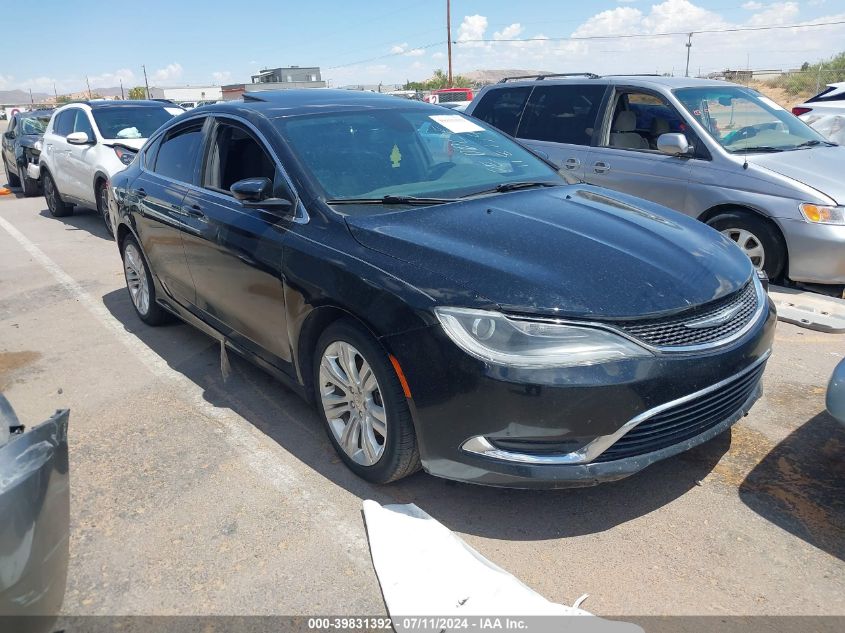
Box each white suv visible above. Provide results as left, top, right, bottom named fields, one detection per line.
left=39, top=100, right=182, bottom=236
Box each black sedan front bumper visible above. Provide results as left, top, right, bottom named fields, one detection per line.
left=383, top=300, right=776, bottom=488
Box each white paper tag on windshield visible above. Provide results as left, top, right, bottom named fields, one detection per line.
left=758, top=96, right=785, bottom=111
left=429, top=114, right=484, bottom=133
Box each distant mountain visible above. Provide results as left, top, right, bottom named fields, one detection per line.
left=463, top=69, right=556, bottom=85
left=0, top=89, right=50, bottom=104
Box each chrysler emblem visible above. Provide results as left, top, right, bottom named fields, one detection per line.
left=684, top=303, right=744, bottom=329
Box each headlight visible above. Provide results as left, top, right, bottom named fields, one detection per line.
left=33, top=140, right=43, bottom=153
left=799, top=203, right=845, bottom=225
left=435, top=307, right=652, bottom=368
left=113, top=145, right=137, bottom=166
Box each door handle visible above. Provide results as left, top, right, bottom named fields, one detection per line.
left=593, top=161, right=610, bottom=174
left=563, top=158, right=581, bottom=170
left=185, top=204, right=205, bottom=217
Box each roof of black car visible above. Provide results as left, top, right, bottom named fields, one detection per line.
left=208, top=89, right=435, bottom=117
left=18, top=109, right=53, bottom=118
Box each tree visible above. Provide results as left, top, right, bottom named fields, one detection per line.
left=56, top=95, right=72, bottom=104
left=403, top=69, right=473, bottom=91
left=128, top=86, right=147, bottom=100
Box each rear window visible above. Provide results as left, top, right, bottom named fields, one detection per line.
left=471, top=87, right=531, bottom=136
left=516, top=84, right=606, bottom=145
left=92, top=106, right=178, bottom=140
left=807, top=85, right=845, bottom=103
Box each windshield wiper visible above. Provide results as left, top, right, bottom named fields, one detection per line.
left=794, top=139, right=836, bottom=149
left=461, top=181, right=561, bottom=198
left=326, top=195, right=456, bottom=206
left=730, top=146, right=784, bottom=153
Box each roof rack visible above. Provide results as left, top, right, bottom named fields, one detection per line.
left=498, top=72, right=600, bottom=83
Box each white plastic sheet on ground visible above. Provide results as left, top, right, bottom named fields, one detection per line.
left=807, top=114, right=845, bottom=145
left=363, top=500, right=642, bottom=633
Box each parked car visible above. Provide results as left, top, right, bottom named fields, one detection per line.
left=179, top=100, right=221, bottom=110
left=827, top=358, right=845, bottom=426
left=792, top=82, right=845, bottom=122
left=39, top=100, right=182, bottom=236
left=439, top=101, right=471, bottom=112
left=0, top=394, right=69, bottom=631
left=426, top=88, right=473, bottom=104
left=466, top=75, right=845, bottom=291
left=110, top=90, right=774, bottom=488
left=2, top=109, right=52, bottom=196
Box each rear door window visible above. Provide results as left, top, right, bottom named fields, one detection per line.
left=471, top=86, right=531, bottom=136
left=152, top=122, right=204, bottom=184
left=517, top=84, right=607, bottom=146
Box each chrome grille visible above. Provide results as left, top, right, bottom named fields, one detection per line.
left=594, top=360, right=766, bottom=463
left=616, top=281, right=759, bottom=348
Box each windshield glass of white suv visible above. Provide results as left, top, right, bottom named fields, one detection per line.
left=91, top=106, right=177, bottom=139
left=674, top=86, right=828, bottom=152
left=275, top=109, right=559, bottom=200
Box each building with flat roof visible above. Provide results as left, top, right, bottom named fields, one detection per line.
left=222, top=66, right=326, bottom=101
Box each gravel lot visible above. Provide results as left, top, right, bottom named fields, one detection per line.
left=1, top=148, right=843, bottom=617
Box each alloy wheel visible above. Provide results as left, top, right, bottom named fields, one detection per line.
left=319, top=341, right=387, bottom=466
left=99, top=184, right=114, bottom=235
left=721, top=228, right=765, bottom=270
left=123, top=243, right=150, bottom=315
left=44, top=175, right=56, bottom=212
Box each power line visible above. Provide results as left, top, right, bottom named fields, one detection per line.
left=457, top=19, right=845, bottom=44
left=325, top=41, right=444, bottom=70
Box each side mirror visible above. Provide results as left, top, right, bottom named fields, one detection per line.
left=230, top=177, right=292, bottom=211
left=67, top=131, right=93, bottom=145
left=657, top=132, right=692, bottom=157
left=3, top=131, right=15, bottom=140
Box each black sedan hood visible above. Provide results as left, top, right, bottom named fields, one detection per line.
left=345, top=186, right=753, bottom=319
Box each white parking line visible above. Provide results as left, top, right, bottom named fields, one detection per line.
left=0, top=214, right=369, bottom=562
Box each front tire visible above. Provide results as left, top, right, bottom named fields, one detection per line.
left=314, top=320, right=420, bottom=484
left=20, top=163, right=39, bottom=197
left=708, top=210, right=786, bottom=281
left=43, top=171, right=73, bottom=217
left=121, top=235, right=169, bottom=325
left=97, top=180, right=115, bottom=238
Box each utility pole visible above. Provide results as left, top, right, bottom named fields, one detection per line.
left=85, top=75, right=92, bottom=99
left=53, top=83, right=58, bottom=103
left=120, top=79, right=125, bottom=100
left=29, top=89, right=34, bottom=106
left=684, top=33, right=693, bottom=78
left=446, top=0, right=453, bottom=87
left=142, top=65, right=151, bottom=99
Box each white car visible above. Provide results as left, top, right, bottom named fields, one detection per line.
left=39, top=100, right=182, bottom=236
left=792, top=82, right=845, bottom=123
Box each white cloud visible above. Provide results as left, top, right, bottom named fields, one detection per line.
left=742, top=1, right=763, bottom=9
left=747, top=2, right=800, bottom=26
left=88, top=68, right=135, bottom=88
left=152, top=62, right=183, bottom=83
left=431, top=51, right=446, bottom=60
left=390, top=43, right=427, bottom=57
left=457, top=14, right=488, bottom=47
left=493, top=23, right=524, bottom=40
left=212, top=71, right=232, bottom=84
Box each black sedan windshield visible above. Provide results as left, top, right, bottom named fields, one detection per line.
left=92, top=106, right=179, bottom=140
left=274, top=109, right=560, bottom=200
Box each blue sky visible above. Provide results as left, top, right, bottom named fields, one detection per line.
left=2, top=0, right=844, bottom=93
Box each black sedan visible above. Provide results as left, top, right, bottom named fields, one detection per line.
left=109, top=90, right=775, bottom=488
left=2, top=109, right=51, bottom=196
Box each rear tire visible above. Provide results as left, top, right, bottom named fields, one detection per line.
left=20, top=163, right=39, bottom=197
left=43, top=171, right=73, bottom=217
left=121, top=235, right=170, bottom=326
left=97, top=180, right=115, bottom=239
left=708, top=210, right=786, bottom=281
left=314, top=319, right=420, bottom=484
left=4, top=158, right=20, bottom=188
